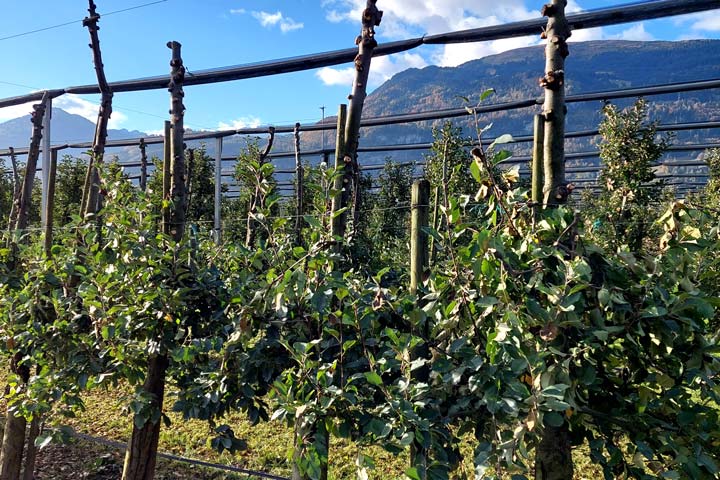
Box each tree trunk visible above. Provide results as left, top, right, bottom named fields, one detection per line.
left=122, top=41, right=187, bottom=480
left=21, top=416, right=41, bottom=480
left=540, top=0, right=571, bottom=207
left=0, top=358, right=31, bottom=480
left=536, top=2, right=573, bottom=479
left=0, top=414, right=27, bottom=480
left=0, top=96, right=48, bottom=479
left=535, top=425, right=573, bottom=480
left=121, top=355, right=168, bottom=480
left=291, top=414, right=329, bottom=480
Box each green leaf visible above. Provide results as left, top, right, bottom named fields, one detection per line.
left=405, top=467, right=422, bottom=480
left=480, top=88, right=496, bottom=101
left=489, top=134, right=514, bottom=150
left=304, top=215, right=322, bottom=229
left=544, top=412, right=564, bottom=427
left=364, top=372, right=383, bottom=386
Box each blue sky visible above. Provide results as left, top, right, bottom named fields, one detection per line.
left=0, top=0, right=718, bottom=141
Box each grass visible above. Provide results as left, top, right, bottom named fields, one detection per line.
left=31, top=380, right=608, bottom=479
left=0, top=363, right=606, bottom=479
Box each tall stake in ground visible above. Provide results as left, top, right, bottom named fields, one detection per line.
left=342, top=0, right=382, bottom=239
left=294, top=123, right=304, bottom=242
left=409, top=179, right=430, bottom=478
left=330, top=104, right=347, bottom=246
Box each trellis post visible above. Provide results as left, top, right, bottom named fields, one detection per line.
left=294, top=123, right=304, bottom=241
left=330, top=103, right=347, bottom=246
left=214, top=136, right=223, bottom=244
left=409, top=178, right=430, bottom=478
left=41, top=96, right=52, bottom=227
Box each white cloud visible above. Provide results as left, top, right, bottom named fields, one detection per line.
left=673, top=12, right=720, bottom=33
left=617, top=23, right=653, bottom=41
left=436, top=36, right=539, bottom=67
left=690, top=15, right=720, bottom=32
left=321, top=0, right=587, bottom=67
left=0, top=94, right=128, bottom=129
left=54, top=94, right=128, bottom=129
left=316, top=66, right=355, bottom=87
left=229, top=8, right=245, bottom=15
left=218, top=116, right=262, bottom=130
left=569, top=22, right=654, bottom=43
left=322, top=0, right=535, bottom=38
left=317, top=52, right=428, bottom=87
left=0, top=101, right=37, bottom=123
left=251, top=10, right=304, bottom=33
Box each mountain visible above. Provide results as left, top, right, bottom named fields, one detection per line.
left=355, top=39, right=720, bottom=151
left=0, top=109, right=146, bottom=150
left=1, top=40, right=718, bottom=174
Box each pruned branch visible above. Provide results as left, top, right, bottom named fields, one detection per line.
left=343, top=0, right=382, bottom=240
left=540, top=0, right=571, bottom=206
left=167, top=40, right=187, bottom=242
left=12, top=92, right=49, bottom=232
left=82, top=0, right=114, bottom=217
left=260, top=126, right=275, bottom=161
left=245, top=127, right=276, bottom=248
left=139, top=138, right=147, bottom=192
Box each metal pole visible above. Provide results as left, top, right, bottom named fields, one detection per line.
left=320, top=106, right=326, bottom=153
left=40, top=96, right=52, bottom=227
left=214, top=136, right=223, bottom=244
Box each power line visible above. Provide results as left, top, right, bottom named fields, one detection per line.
left=0, top=0, right=169, bottom=43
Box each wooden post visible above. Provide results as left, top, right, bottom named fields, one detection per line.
left=410, top=179, right=429, bottom=293
left=162, top=121, right=172, bottom=234
left=409, top=179, right=430, bottom=478
left=43, top=149, right=58, bottom=258
left=82, top=0, right=114, bottom=217
left=540, top=0, right=571, bottom=207
left=214, top=137, right=223, bottom=244
left=342, top=0, right=383, bottom=239
left=330, top=104, right=347, bottom=245
left=40, top=96, right=52, bottom=227
left=185, top=147, right=194, bottom=220
left=7, top=147, right=20, bottom=230
left=531, top=114, right=545, bottom=208
left=294, top=123, right=304, bottom=241
left=429, top=185, right=440, bottom=265
left=139, top=138, right=147, bottom=192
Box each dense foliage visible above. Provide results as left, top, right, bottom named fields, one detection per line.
left=0, top=121, right=718, bottom=480
left=584, top=99, right=672, bottom=252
